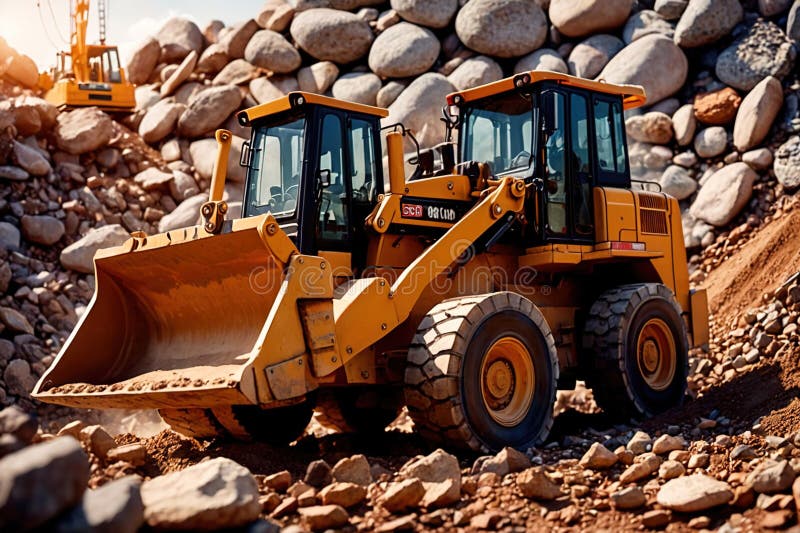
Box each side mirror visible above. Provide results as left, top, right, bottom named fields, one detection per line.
left=318, top=169, right=332, bottom=188
left=239, top=140, right=251, bottom=167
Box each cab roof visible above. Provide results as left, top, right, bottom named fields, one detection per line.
left=238, top=91, right=389, bottom=126
left=446, top=71, right=648, bottom=110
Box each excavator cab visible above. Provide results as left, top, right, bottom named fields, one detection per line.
left=239, top=93, right=387, bottom=271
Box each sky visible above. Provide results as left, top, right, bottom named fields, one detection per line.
left=0, top=0, right=263, bottom=68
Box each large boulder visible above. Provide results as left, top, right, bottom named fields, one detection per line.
left=189, top=135, right=247, bottom=182
left=290, top=8, right=373, bottom=64
left=249, top=75, right=299, bottom=104
left=550, top=0, right=634, bottom=38
left=598, top=34, right=688, bottom=105
left=212, top=59, right=259, bottom=86
left=332, top=73, right=382, bottom=106
left=622, top=9, right=675, bottom=43
left=140, top=457, right=260, bottom=530
left=126, top=38, right=160, bottom=84
left=297, top=62, right=339, bottom=94
left=13, top=141, right=51, bottom=176
left=197, top=43, right=228, bottom=74
left=674, top=0, right=742, bottom=48
left=455, top=0, right=547, bottom=58
left=626, top=112, right=673, bottom=144
left=53, top=476, right=144, bottom=533
left=156, top=17, right=204, bottom=63
left=55, top=108, right=114, bottom=155
left=672, top=104, right=697, bottom=146
left=384, top=73, right=456, bottom=149
left=368, top=22, right=440, bottom=78
left=244, top=30, right=302, bottom=73
left=219, top=19, right=260, bottom=60
left=4, top=54, right=39, bottom=88
left=733, top=76, right=784, bottom=152
left=60, top=224, right=130, bottom=274
left=716, top=20, right=796, bottom=91
left=568, top=34, right=624, bottom=78
left=448, top=56, right=503, bottom=91
left=158, top=194, right=205, bottom=233
left=161, top=50, right=198, bottom=96
left=177, top=85, right=243, bottom=138
left=659, top=165, right=697, bottom=200
left=689, top=162, right=756, bottom=227
left=514, top=49, right=568, bottom=74
left=0, top=437, right=90, bottom=531
left=390, top=0, right=458, bottom=29
left=139, top=99, right=185, bottom=143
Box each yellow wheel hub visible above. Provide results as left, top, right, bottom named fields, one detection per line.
left=480, top=336, right=535, bottom=427
left=636, top=318, right=677, bottom=391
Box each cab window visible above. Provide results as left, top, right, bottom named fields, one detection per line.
left=318, top=113, right=348, bottom=241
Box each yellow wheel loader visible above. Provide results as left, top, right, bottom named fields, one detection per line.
left=34, top=71, right=709, bottom=453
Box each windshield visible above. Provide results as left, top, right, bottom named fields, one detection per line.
left=462, top=92, right=533, bottom=175
left=244, top=116, right=305, bottom=218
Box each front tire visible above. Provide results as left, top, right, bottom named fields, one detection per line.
left=583, top=283, right=689, bottom=419
left=404, top=292, right=558, bottom=453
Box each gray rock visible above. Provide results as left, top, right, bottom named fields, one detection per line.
left=400, top=449, right=461, bottom=508
left=21, top=215, right=65, bottom=245
left=60, top=224, right=130, bottom=273
left=747, top=460, right=795, bottom=493
left=690, top=162, right=756, bottom=226
left=368, top=22, right=440, bottom=78
left=13, top=140, right=51, bottom=176
left=0, top=222, right=21, bottom=249
left=197, top=43, right=228, bottom=74
left=290, top=8, right=373, bottom=64
left=774, top=136, right=800, bottom=188
left=161, top=50, right=198, bottom=96
left=733, top=76, right=783, bottom=152
left=384, top=73, right=456, bottom=149
left=126, top=38, right=160, bottom=85
left=622, top=10, right=675, bottom=44
left=156, top=17, right=204, bottom=63
left=0, top=406, right=37, bottom=443
left=332, top=455, right=372, bottom=486
left=788, top=1, right=800, bottom=41
left=742, top=148, right=773, bottom=171
left=4, top=357, right=36, bottom=396
left=55, top=108, right=114, bottom=155
left=449, top=56, right=503, bottom=91
left=249, top=75, right=299, bottom=104
left=550, top=0, right=633, bottom=38
left=611, top=486, right=646, bottom=509
left=514, top=48, right=568, bottom=74
left=189, top=135, right=246, bottom=182
left=654, top=0, right=688, bottom=20
left=54, top=476, right=144, bottom=533
left=134, top=168, right=174, bottom=191
left=660, top=165, right=697, bottom=200
left=598, top=34, right=687, bottom=105
left=567, top=34, right=625, bottom=79
left=672, top=103, right=697, bottom=146
left=0, top=166, right=28, bottom=181
left=139, top=100, right=185, bottom=143
left=332, top=73, right=383, bottom=106
left=390, top=0, right=458, bottom=29
left=158, top=194, right=205, bottom=233
left=178, top=85, right=243, bottom=137
left=245, top=30, right=302, bottom=73
left=220, top=19, right=260, bottom=60
left=455, top=0, right=547, bottom=58
left=305, top=459, right=333, bottom=488
left=297, top=62, right=339, bottom=94
left=376, top=81, right=406, bottom=108
left=657, top=474, right=733, bottom=512
left=0, top=308, right=33, bottom=336
left=170, top=170, right=200, bottom=201
left=716, top=20, right=796, bottom=91
left=674, top=0, right=742, bottom=48
left=694, top=126, right=728, bottom=158
left=141, top=457, right=260, bottom=530
left=0, top=437, right=90, bottom=531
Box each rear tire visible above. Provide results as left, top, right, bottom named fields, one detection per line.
left=583, top=283, right=689, bottom=419
left=404, top=292, right=558, bottom=453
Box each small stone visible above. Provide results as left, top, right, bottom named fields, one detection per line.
left=657, top=474, right=733, bottom=512
left=747, top=460, right=795, bottom=494
left=641, top=509, right=672, bottom=528
left=611, top=486, right=646, bottom=509
left=626, top=112, right=673, bottom=144
left=627, top=431, right=652, bottom=455
left=379, top=478, right=425, bottom=512
left=730, top=444, right=757, bottom=461
left=332, top=455, right=371, bottom=486
left=579, top=442, right=618, bottom=469
left=79, top=425, right=116, bottom=460
left=470, top=511, right=503, bottom=529
left=319, top=482, right=366, bottom=508
left=106, top=443, right=147, bottom=466
left=0, top=308, right=33, bottom=335
left=659, top=460, right=686, bottom=480
left=652, top=434, right=686, bottom=455
left=305, top=459, right=333, bottom=488
left=0, top=406, right=38, bottom=443
left=263, top=471, right=292, bottom=492
left=516, top=467, right=561, bottom=501
left=476, top=446, right=531, bottom=476
left=57, top=421, right=86, bottom=439
left=688, top=516, right=711, bottom=529
left=299, top=504, right=349, bottom=531
left=694, top=126, right=728, bottom=158
left=688, top=453, right=710, bottom=469
left=4, top=359, right=36, bottom=397
left=693, top=87, right=741, bottom=125
left=619, top=453, right=661, bottom=484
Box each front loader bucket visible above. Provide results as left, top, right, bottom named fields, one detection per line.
left=33, top=221, right=288, bottom=409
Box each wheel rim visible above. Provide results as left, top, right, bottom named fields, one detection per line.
left=636, top=318, right=677, bottom=392
left=480, top=336, right=535, bottom=427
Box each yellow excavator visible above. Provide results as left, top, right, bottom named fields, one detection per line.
left=40, top=0, right=135, bottom=111
left=34, top=72, right=708, bottom=452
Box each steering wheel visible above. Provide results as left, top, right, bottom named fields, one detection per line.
left=511, top=150, right=531, bottom=168
left=284, top=184, right=299, bottom=201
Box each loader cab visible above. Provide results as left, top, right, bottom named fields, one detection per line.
left=453, top=73, right=635, bottom=246
left=240, top=93, right=386, bottom=268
